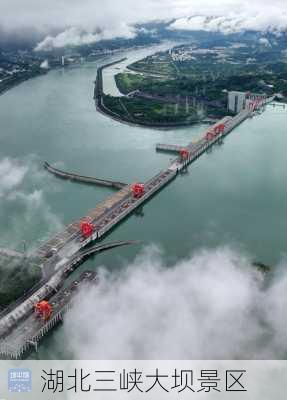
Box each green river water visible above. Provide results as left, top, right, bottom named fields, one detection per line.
left=0, top=46, right=287, bottom=358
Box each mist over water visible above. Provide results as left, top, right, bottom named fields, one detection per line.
left=0, top=49, right=287, bottom=358
left=0, top=156, right=63, bottom=251
left=63, top=245, right=287, bottom=360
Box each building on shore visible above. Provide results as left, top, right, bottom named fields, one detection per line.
left=228, top=91, right=267, bottom=113
left=228, top=91, right=247, bottom=113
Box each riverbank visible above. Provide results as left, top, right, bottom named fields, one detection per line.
left=95, top=59, right=204, bottom=129
left=0, top=69, right=48, bottom=97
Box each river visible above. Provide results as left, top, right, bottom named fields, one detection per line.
left=0, top=45, right=287, bottom=358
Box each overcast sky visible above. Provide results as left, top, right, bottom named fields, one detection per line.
left=1, top=0, right=287, bottom=33
left=1, top=1, right=287, bottom=49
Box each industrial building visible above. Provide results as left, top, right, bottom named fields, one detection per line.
left=228, top=91, right=247, bottom=113
left=228, top=91, right=267, bottom=113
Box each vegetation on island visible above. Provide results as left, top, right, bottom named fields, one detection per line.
left=103, top=93, right=199, bottom=125
left=98, top=39, right=287, bottom=127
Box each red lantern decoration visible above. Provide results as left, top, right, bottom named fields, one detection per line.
left=205, top=131, right=214, bottom=141
left=80, top=220, right=94, bottom=238
left=35, top=301, right=52, bottom=321
left=179, top=149, right=189, bottom=160
left=214, top=123, right=225, bottom=135
left=131, top=183, right=145, bottom=198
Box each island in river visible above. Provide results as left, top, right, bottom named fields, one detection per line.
left=95, top=42, right=287, bottom=128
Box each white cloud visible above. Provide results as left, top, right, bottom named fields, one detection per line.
left=0, top=158, right=28, bottom=197
left=35, top=24, right=136, bottom=51
left=64, top=245, right=287, bottom=359
left=40, top=59, right=49, bottom=69
left=259, top=37, right=271, bottom=47
left=2, top=1, right=287, bottom=47
left=0, top=157, right=63, bottom=251
left=169, top=11, right=287, bottom=35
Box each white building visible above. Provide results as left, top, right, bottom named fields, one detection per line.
left=228, top=91, right=267, bottom=113
left=228, top=91, right=247, bottom=113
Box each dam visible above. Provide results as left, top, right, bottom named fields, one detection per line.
left=0, top=80, right=274, bottom=358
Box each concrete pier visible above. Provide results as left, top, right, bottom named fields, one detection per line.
left=156, top=144, right=185, bottom=154
left=44, top=161, right=127, bottom=190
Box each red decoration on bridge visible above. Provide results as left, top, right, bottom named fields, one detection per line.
left=206, top=123, right=225, bottom=141
left=214, top=123, right=225, bottom=135
left=80, top=220, right=94, bottom=238
left=205, top=131, right=215, bottom=141
left=35, top=301, right=52, bottom=321
left=180, top=149, right=189, bottom=160
left=131, top=183, right=145, bottom=198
